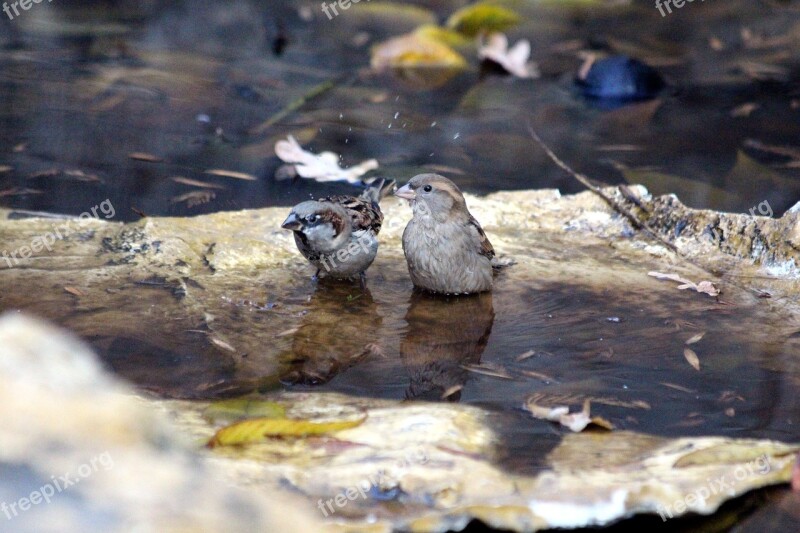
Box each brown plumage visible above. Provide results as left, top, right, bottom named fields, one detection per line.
left=281, top=179, right=395, bottom=286
left=395, top=174, right=497, bottom=295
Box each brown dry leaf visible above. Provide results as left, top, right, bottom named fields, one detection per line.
left=441, top=385, right=463, bottom=400
left=684, top=347, right=701, bottom=371
left=210, top=337, right=236, bottom=353
left=204, top=169, right=258, bottom=181
left=730, top=103, right=760, bottom=118
left=514, top=349, right=536, bottom=361
left=170, top=176, right=226, bottom=189
left=525, top=398, right=614, bottom=432
left=170, top=190, right=216, bottom=208
left=709, top=36, right=725, bottom=51
left=64, top=170, right=102, bottom=183
left=527, top=392, right=648, bottom=410
left=648, top=271, right=720, bottom=297
left=519, top=370, right=556, bottom=383
left=660, top=382, right=696, bottom=394
left=63, top=286, right=85, bottom=297
left=128, top=152, right=163, bottom=162
left=460, top=363, right=514, bottom=380
left=0, top=187, right=43, bottom=197
left=685, top=332, right=706, bottom=345
left=208, top=416, right=366, bottom=448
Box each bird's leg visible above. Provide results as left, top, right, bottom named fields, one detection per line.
left=312, top=269, right=320, bottom=282
left=359, top=272, right=368, bottom=291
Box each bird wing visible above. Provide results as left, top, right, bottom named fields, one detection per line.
left=321, top=195, right=384, bottom=234
left=467, top=215, right=495, bottom=261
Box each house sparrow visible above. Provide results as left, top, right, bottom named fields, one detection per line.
left=281, top=178, right=395, bottom=287
left=395, top=174, right=496, bottom=295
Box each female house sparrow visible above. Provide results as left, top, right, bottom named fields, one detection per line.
left=395, top=174, right=496, bottom=295
left=281, top=179, right=395, bottom=287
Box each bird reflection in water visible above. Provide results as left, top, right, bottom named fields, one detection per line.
left=401, top=291, right=495, bottom=402
left=279, top=282, right=382, bottom=385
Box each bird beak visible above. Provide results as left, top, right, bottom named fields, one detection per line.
left=281, top=213, right=302, bottom=231
left=394, top=184, right=416, bottom=201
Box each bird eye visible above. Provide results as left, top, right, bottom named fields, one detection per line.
left=305, top=214, right=318, bottom=223
left=422, top=185, right=433, bottom=193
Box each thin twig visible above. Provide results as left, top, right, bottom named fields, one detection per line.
left=249, top=75, right=350, bottom=135
left=526, top=124, right=678, bottom=253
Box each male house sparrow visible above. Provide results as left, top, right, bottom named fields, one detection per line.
left=395, top=174, right=497, bottom=295
left=281, top=179, right=395, bottom=287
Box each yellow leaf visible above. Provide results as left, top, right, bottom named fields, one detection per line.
left=414, top=24, right=472, bottom=49
left=371, top=33, right=467, bottom=69
left=207, top=416, right=366, bottom=447
left=446, top=3, right=520, bottom=38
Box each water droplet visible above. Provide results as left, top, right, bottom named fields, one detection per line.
left=431, top=121, right=437, bottom=127
left=453, top=132, right=460, bottom=140
left=388, top=123, right=392, bottom=129
left=394, top=112, right=400, bottom=119
left=339, top=113, right=343, bottom=119
left=402, top=123, right=407, bottom=128
left=429, top=152, right=434, bottom=157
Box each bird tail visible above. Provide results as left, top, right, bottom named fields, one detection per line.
left=361, top=178, right=396, bottom=206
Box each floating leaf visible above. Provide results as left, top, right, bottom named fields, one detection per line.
left=525, top=399, right=614, bottom=432
left=128, top=152, right=163, bottom=162
left=204, top=169, right=258, bottom=181
left=446, top=3, right=520, bottom=38
left=685, top=332, right=706, bottom=345
left=170, top=190, right=216, bottom=208
left=170, top=176, right=225, bottom=190
left=371, top=32, right=467, bottom=70
left=461, top=363, right=514, bottom=380
left=478, top=33, right=539, bottom=79
left=274, top=135, right=378, bottom=184
left=648, top=272, right=720, bottom=297
left=208, top=416, right=366, bottom=447
left=684, top=347, right=701, bottom=371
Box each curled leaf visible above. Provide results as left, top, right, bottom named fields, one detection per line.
left=478, top=33, right=539, bottom=79
left=275, top=135, right=378, bottom=184
left=524, top=399, right=614, bottom=432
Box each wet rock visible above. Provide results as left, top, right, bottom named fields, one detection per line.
left=0, top=314, right=322, bottom=532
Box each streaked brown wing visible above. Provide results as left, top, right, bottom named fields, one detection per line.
left=468, top=215, right=495, bottom=261
left=322, top=195, right=384, bottom=234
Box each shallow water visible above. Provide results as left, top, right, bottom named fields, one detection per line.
left=1, top=0, right=800, bottom=219
left=1, top=1, right=799, bottom=525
